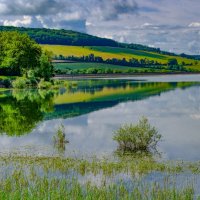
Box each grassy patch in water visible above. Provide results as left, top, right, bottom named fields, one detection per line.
left=0, top=154, right=200, bottom=199
left=0, top=172, right=195, bottom=200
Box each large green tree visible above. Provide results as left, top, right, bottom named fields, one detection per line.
left=0, top=31, right=42, bottom=75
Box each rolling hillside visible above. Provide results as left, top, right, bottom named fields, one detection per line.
left=43, top=45, right=198, bottom=64
left=0, top=26, right=199, bottom=73
left=43, top=45, right=200, bottom=72
left=0, top=25, right=196, bottom=58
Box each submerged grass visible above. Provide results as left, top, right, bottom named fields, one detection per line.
left=0, top=173, right=196, bottom=200
left=1, top=154, right=200, bottom=176
left=0, top=154, right=200, bottom=199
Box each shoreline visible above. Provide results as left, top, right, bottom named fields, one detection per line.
left=54, top=72, right=200, bottom=79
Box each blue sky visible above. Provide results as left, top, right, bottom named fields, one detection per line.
left=0, top=0, right=199, bottom=54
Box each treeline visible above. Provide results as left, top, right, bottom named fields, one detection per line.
left=0, top=26, right=191, bottom=58
left=180, top=53, right=200, bottom=60
left=55, top=54, right=187, bottom=71
left=0, top=26, right=117, bottom=47
left=55, top=67, right=168, bottom=75
left=56, top=54, right=163, bottom=67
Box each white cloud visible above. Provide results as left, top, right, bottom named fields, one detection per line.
left=189, top=22, right=200, bottom=28
left=0, top=0, right=200, bottom=54
left=3, top=16, right=32, bottom=27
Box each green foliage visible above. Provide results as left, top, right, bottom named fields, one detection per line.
left=36, top=51, right=54, bottom=81
left=0, top=31, right=42, bottom=75
left=0, top=90, right=54, bottom=136
left=12, top=77, right=29, bottom=89
left=54, top=62, right=170, bottom=74
left=168, top=58, right=178, bottom=66
left=37, top=79, right=52, bottom=89
left=0, top=31, right=54, bottom=82
left=113, top=117, right=161, bottom=152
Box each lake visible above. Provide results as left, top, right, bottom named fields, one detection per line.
left=1, top=75, right=200, bottom=161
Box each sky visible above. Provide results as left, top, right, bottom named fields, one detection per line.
left=0, top=0, right=199, bottom=54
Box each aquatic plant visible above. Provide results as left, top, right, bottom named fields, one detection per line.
left=53, top=125, right=69, bottom=153
left=113, top=117, right=161, bottom=152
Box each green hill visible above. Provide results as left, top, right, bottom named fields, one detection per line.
left=0, top=26, right=184, bottom=56
left=0, top=26, right=199, bottom=73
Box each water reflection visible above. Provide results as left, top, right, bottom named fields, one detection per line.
left=0, top=90, right=54, bottom=136
left=0, top=78, right=200, bottom=161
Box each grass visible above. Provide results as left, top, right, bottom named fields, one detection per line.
left=42, top=45, right=200, bottom=70
left=53, top=62, right=170, bottom=74
left=0, top=154, right=200, bottom=199
left=0, top=76, right=16, bottom=80
left=0, top=175, right=196, bottom=200
left=0, top=172, right=196, bottom=200
left=54, top=62, right=134, bottom=70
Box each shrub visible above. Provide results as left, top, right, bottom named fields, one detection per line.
left=37, top=79, right=52, bottom=89
left=12, top=77, right=29, bottom=89
left=113, top=117, right=161, bottom=152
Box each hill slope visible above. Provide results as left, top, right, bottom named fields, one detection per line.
left=0, top=26, right=199, bottom=73
left=0, top=26, right=176, bottom=56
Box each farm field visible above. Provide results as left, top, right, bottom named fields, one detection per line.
left=53, top=62, right=171, bottom=74
left=43, top=45, right=200, bottom=68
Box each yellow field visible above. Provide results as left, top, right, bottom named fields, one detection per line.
left=42, top=45, right=200, bottom=71
left=43, top=45, right=154, bottom=62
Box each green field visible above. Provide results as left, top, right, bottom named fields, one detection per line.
left=54, top=62, right=133, bottom=70
left=43, top=45, right=200, bottom=70
left=53, top=62, right=171, bottom=73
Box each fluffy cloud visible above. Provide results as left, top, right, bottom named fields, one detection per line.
left=189, top=22, right=200, bottom=28
left=3, top=16, right=32, bottom=27
left=0, top=0, right=199, bottom=54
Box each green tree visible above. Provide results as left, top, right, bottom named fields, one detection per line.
left=36, top=51, right=54, bottom=81
left=0, top=31, right=42, bottom=75
left=168, top=58, right=178, bottom=66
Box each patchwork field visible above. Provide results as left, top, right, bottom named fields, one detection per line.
left=43, top=45, right=200, bottom=69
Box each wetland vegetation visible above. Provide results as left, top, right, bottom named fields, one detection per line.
left=1, top=77, right=200, bottom=198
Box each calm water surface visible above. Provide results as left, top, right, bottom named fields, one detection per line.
left=1, top=75, right=200, bottom=161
